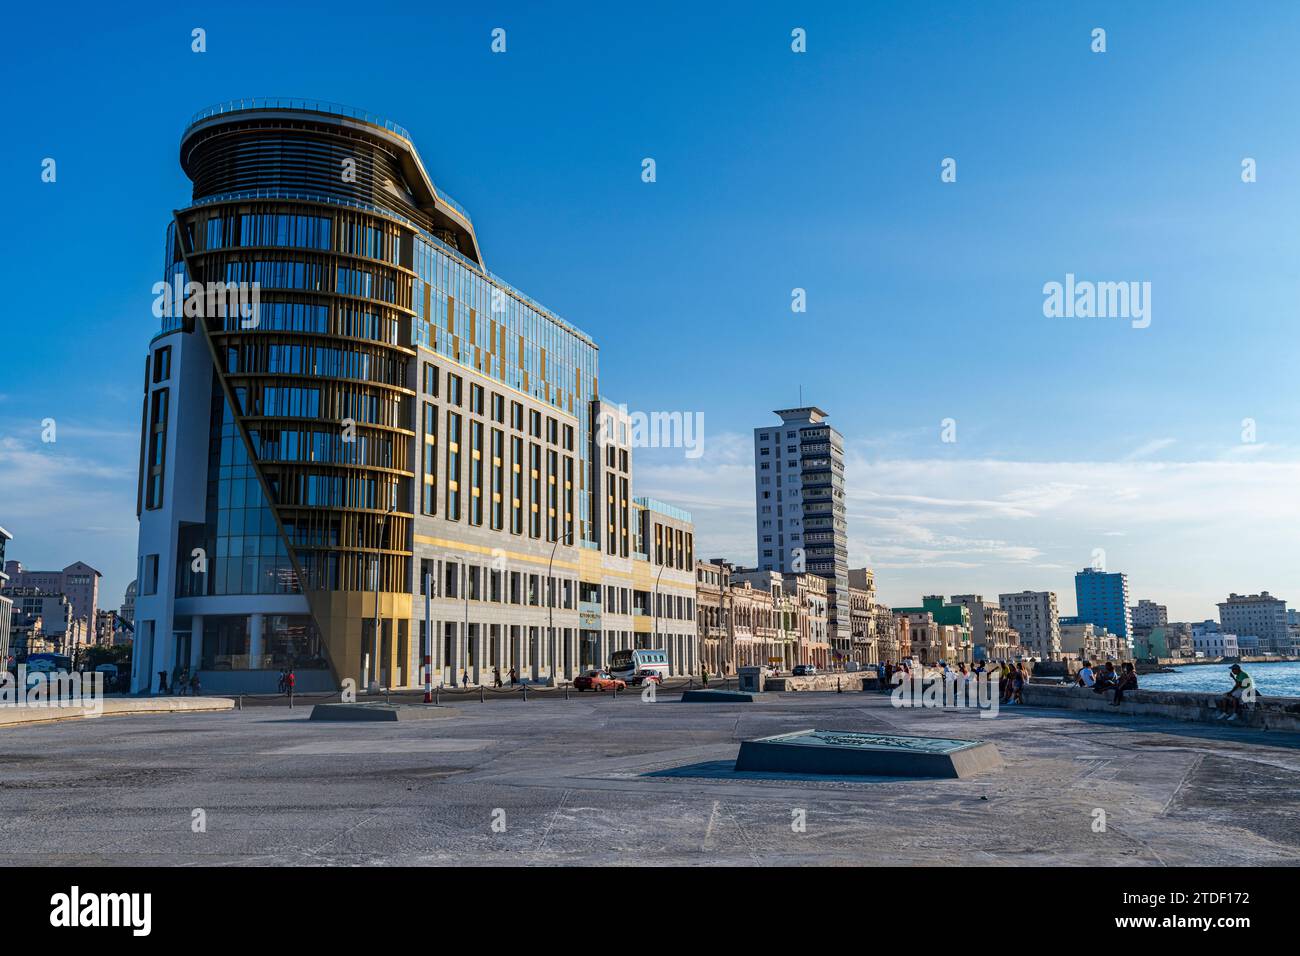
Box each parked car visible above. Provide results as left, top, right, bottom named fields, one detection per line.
left=792, top=664, right=819, bottom=676
left=574, top=670, right=626, bottom=692
left=760, top=665, right=779, bottom=678
left=628, top=671, right=663, bottom=686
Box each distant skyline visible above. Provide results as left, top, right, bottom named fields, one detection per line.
left=3, top=1, right=1297, bottom=621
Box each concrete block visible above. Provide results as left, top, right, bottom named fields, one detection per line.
left=309, top=703, right=459, bottom=722
left=735, top=729, right=1003, bottom=778
left=680, top=689, right=756, bottom=703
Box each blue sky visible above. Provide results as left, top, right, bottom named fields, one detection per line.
left=2, top=1, right=1297, bottom=621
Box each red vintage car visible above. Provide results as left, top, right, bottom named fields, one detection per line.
left=574, top=670, right=626, bottom=692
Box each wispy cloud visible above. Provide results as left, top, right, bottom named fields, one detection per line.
left=1123, top=437, right=1177, bottom=460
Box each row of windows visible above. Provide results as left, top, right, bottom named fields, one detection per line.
left=224, top=341, right=405, bottom=385
left=248, top=426, right=403, bottom=470
left=419, top=400, right=577, bottom=543
left=238, top=383, right=408, bottom=429
left=206, top=213, right=333, bottom=251
left=420, top=361, right=575, bottom=447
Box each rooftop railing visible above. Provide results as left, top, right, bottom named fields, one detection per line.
left=633, top=497, right=693, bottom=524
left=188, top=97, right=412, bottom=140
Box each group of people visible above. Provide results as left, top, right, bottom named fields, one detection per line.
left=1077, top=660, right=1258, bottom=719
left=276, top=669, right=296, bottom=696
left=452, top=666, right=514, bottom=688
left=1073, top=659, right=1139, bottom=704
left=873, top=658, right=1032, bottom=704
left=158, top=667, right=201, bottom=696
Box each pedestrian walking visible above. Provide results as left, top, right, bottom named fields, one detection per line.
left=493, top=665, right=502, bottom=688
left=285, top=669, right=296, bottom=697
left=157, top=671, right=169, bottom=695
left=508, top=666, right=518, bottom=687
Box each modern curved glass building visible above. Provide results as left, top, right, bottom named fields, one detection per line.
left=131, top=99, right=697, bottom=694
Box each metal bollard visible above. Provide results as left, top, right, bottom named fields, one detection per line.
left=480, top=685, right=485, bottom=703
left=523, top=683, right=528, bottom=701
left=837, top=679, right=842, bottom=694
left=238, top=695, right=243, bottom=711
left=435, top=685, right=440, bottom=705
left=565, top=685, right=570, bottom=701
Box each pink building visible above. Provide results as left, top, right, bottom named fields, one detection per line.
left=3, top=560, right=102, bottom=629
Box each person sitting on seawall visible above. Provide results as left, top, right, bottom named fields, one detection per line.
left=1216, top=664, right=1254, bottom=722
left=1110, top=662, right=1138, bottom=706
left=1093, top=662, right=1117, bottom=693
left=1076, top=660, right=1096, bottom=688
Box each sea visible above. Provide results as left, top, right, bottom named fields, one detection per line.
left=1137, top=660, right=1300, bottom=698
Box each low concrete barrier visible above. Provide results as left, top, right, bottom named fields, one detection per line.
left=765, top=673, right=872, bottom=692
left=680, top=689, right=756, bottom=703
left=1021, top=683, right=1300, bottom=731
left=0, top=696, right=235, bottom=728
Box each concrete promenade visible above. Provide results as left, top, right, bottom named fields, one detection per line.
left=0, top=690, right=1297, bottom=866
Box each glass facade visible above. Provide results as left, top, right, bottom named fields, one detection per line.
left=176, top=387, right=300, bottom=598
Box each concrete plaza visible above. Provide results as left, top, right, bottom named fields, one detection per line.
left=1, top=690, right=1298, bottom=866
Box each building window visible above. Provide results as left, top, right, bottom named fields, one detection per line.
left=140, top=554, right=159, bottom=595
left=470, top=420, right=484, bottom=526
left=422, top=362, right=439, bottom=396
left=529, top=442, right=542, bottom=538
left=490, top=428, right=505, bottom=531
left=153, top=346, right=171, bottom=383
left=422, top=401, right=437, bottom=516
left=146, top=388, right=169, bottom=509
left=446, top=411, right=462, bottom=519
left=510, top=435, right=524, bottom=535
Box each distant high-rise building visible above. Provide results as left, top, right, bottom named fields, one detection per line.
left=1130, top=599, right=1167, bottom=629
left=998, top=590, right=1061, bottom=660
left=1075, top=568, right=1132, bottom=645
left=754, top=407, right=849, bottom=655
left=0, top=527, right=11, bottom=663
left=1218, top=592, right=1290, bottom=654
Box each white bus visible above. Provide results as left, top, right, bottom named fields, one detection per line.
left=609, top=648, right=669, bottom=683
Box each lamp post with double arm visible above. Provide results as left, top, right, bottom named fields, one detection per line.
left=548, top=529, right=577, bottom=684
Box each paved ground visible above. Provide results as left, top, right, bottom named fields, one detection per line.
left=2, top=690, right=1298, bottom=866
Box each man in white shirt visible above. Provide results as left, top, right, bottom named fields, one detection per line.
left=1077, top=660, right=1096, bottom=688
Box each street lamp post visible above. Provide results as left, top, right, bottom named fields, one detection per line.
left=651, top=561, right=666, bottom=668
left=548, top=529, right=577, bottom=685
